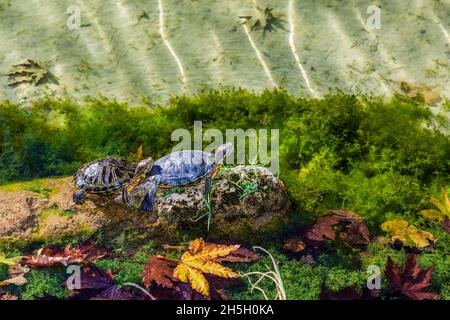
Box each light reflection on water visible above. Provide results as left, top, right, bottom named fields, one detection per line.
left=0, top=0, right=448, bottom=106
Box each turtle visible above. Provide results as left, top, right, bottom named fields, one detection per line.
left=72, top=156, right=154, bottom=204
left=122, top=143, right=233, bottom=214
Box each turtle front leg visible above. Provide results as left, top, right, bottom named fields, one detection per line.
left=140, top=178, right=161, bottom=212
left=73, top=190, right=86, bottom=204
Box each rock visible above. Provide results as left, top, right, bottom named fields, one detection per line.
left=0, top=166, right=289, bottom=245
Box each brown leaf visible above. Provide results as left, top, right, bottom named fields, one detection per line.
left=75, top=264, right=115, bottom=290
left=305, top=210, right=370, bottom=248
left=283, top=237, right=306, bottom=253
left=71, top=242, right=110, bottom=262
left=23, top=243, right=110, bottom=267
left=214, top=247, right=260, bottom=263
left=385, top=254, right=439, bottom=300
left=142, top=255, right=177, bottom=289
left=0, top=263, right=30, bottom=286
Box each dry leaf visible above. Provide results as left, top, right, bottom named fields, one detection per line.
left=7, top=59, right=50, bottom=87
left=142, top=255, right=177, bottom=289
left=381, top=220, right=436, bottom=249
left=24, top=243, right=110, bottom=267
left=283, top=237, right=306, bottom=253
left=0, top=263, right=30, bottom=286
left=214, top=247, right=260, bottom=263
left=305, top=210, right=370, bottom=248
left=173, top=238, right=240, bottom=297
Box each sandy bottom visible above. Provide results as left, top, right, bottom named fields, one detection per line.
left=0, top=0, right=448, bottom=107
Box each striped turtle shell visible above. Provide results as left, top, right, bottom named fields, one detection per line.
left=151, top=150, right=218, bottom=187
left=73, top=157, right=136, bottom=194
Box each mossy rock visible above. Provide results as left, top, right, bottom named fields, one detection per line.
left=0, top=166, right=289, bottom=246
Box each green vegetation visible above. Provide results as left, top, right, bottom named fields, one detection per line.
left=0, top=178, right=53, bottom=197
left=19, top=269, right=68, bottom=300
left=0, top=89, right=449, bottom=299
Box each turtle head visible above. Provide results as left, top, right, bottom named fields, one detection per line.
left=136, top=157, right=154, bottom=175
left=126, top=157, right=154, bottom=192
left=215, top=143, right=233, bottom=164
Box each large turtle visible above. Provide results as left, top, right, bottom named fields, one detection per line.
left=73, top=157, right=154, bottom=204
left=122, top=143, right=233, bottom=213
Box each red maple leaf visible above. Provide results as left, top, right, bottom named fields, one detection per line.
left=385, top=254, right=439, bottom=300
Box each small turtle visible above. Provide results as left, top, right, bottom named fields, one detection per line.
left=73, top=157, right=154, bottom=204
left=122, top=143, right=233, bottom=213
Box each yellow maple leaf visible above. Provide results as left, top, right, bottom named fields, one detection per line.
left=419, top=187, right=450, bottom=222
left=381, top=220, right=436, bottom=249
left=173, top=238, right=240, bottom=297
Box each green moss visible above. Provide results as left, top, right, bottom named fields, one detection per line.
left=229, top=247, right=366, bottom=300
left=0, top=237, right=32, bottom=257
left=20, top=269, right=68, bottom=300
left=0, top=264, right=8, bottom=280
left=94, top=259, right=143, bottom=285
left=0, top=178, right=52, bottom=198
left=39, top=208, right=76, bottom=221
left=94, top=240, right=160, bottom=285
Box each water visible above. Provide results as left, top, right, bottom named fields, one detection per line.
left=0, top=0, right=449, bottom=105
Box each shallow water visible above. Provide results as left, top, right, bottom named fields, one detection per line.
left=0, top=0, right=449, bottom=105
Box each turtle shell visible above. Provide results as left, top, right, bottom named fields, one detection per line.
left=152, top=150, right=216, bottom=186
left=74, top=157, right=136, bottom=194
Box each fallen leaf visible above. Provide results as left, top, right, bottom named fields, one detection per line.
left=214, top=247, right=260, bottom=263
left=381, top=220, right=436, bottom=249
left=305, top=210, right=370, bottom=248
left=75, top=264, right=115, bottom=290
left=0, top=263, right=30, bottom=286
left=283, top=237, right=305, bottom=253
left=385, top=255, right=439, bottom=300
left=142, top=255, right=177, bottom=289
left=173, top=238, right=240, bottom=297
left=24, top=243, right=110, bottom=267
left=396, top=81, right=442, bottom=106
left=420, top=187, right=450, bottom=222
left=6, top=59, right=50, bottom=87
